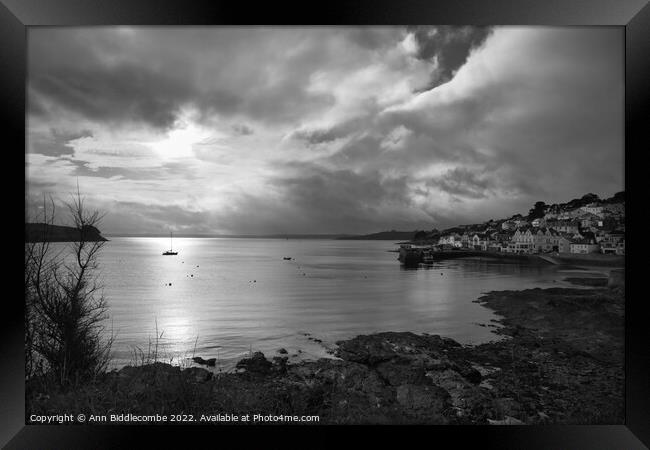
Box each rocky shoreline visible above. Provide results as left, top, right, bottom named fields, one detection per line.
left=27, top=283, right=624, bottom=425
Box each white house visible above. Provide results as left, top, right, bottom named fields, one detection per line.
left=508, top=227, right=559, bottom=253
left=513, top=219, right=529, bottom=229
left=438, top=233, right=463, bottom=248
left=580, top=203, right=605, bottom=217
left=531, top=218, right=545, bottom=228
left=508, top=228, right=535, bottom=253
left=471, top=233, right=493, bottom=251
left=547, top=220, right=580, bottom=234
left=570, top=239, right=600, bottom=254
left=460, top=232, right=472, bottom=248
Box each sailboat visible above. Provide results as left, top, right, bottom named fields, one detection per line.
left=162, top=231, right=178, bottom=255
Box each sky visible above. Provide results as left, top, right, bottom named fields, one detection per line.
left=26, top=26, right=624, bottom=235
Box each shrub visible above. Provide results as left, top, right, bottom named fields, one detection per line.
left=25, top=190, right=112, bottom=387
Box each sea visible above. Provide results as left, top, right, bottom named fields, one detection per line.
left=76, top=237, right=610, bottom=371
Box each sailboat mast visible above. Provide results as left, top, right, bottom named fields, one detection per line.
left=170, top=231, right=173, bottom=251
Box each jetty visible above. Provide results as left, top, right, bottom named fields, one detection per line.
left=399, top=247, right=557, bottom=267
left=397, top=247, right=625, bottom=268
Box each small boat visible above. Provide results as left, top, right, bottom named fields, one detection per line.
left=162, top=231, right=178, bottom=255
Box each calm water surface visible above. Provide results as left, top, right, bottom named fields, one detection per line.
left=90, top=237, right=606, bottom=370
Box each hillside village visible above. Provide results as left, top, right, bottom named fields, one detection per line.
left=412, top=192, right=625, bottom=255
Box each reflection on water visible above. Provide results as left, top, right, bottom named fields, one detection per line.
left=78, top=238, right=600, bottom=370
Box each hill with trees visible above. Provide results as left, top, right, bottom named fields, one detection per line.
left=25, top=223, right=108, bottom=242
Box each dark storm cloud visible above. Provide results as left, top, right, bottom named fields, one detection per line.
left=208, top=162, right=433, bottom=234
left=377, top=27, right=623, bottom=206
left=426, top=168, right=494, bottom=200
left=29, top=128, right=93, bottom=157
left=71, top=160, right=201, bottom=181
left=276, top=162, right=412, bottom=208
left=30, top=63, right=199, bottom=130
left=325, top=129, right=487, bottom=172
left=28, top=28, right=348, bottom=131
left=408, top=26, right=493, bottom=90
left=231, top=124, right=254, bottom=136
left=290, top=119, right=364, bottom=145
left=72, top=164, right=155, bottom=180
left=346, top=27, right=405, bottom=50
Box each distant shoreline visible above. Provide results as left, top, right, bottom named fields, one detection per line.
left=25, top=223, right=108, bottom=243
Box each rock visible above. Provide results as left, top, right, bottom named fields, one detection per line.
left=118, top=365, right=140, bottom=380
left=272, top=356, right=289, bottom=374
left=487, top=416, right=525, bottom=425
left=479, top=380, right=494, bottom=390
left=287, top=359, right=390, bottom=404
left=287, top=363, right=317, bottom=381
left=236, top=351, right=272, bottom=375
left=272, top=355, right=288, bottom=364
left=335, top=332, right=460, bottom=366
left=375, top=358, right=429, bottom=386
left=396, top=384, right=450, bottom=416
left=133, top=362, right=182, bottom=388
left=472, top=364, right=502, bottom=378
left=193, top=356, right=216, bottom=367
left=277, top=348, right=288, bottom=354
left=494, top=397, right=524, bottom=418
left=182, top=367, right=212, bottom=383
left=426, top=369, right=491, bottom=418
left=453, top=363, right=482, bottom=385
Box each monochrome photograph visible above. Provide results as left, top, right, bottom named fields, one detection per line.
left=24, top=25, right=625, bottom=425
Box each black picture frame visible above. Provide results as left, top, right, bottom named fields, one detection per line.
left=2, top=0, right=648, bottom=447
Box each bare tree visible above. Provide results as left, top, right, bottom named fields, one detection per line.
left=25, top=189, right=112, bottom=387
left=24, top=195, right=57, bottom=379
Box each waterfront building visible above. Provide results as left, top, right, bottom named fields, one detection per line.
left=551, top=233, right=573, bottom=253
left=532, top=227, right=556, bottom=252
left=570, top=239, right=601, bottom=254
left=599, top=231, right=625, bottom=255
